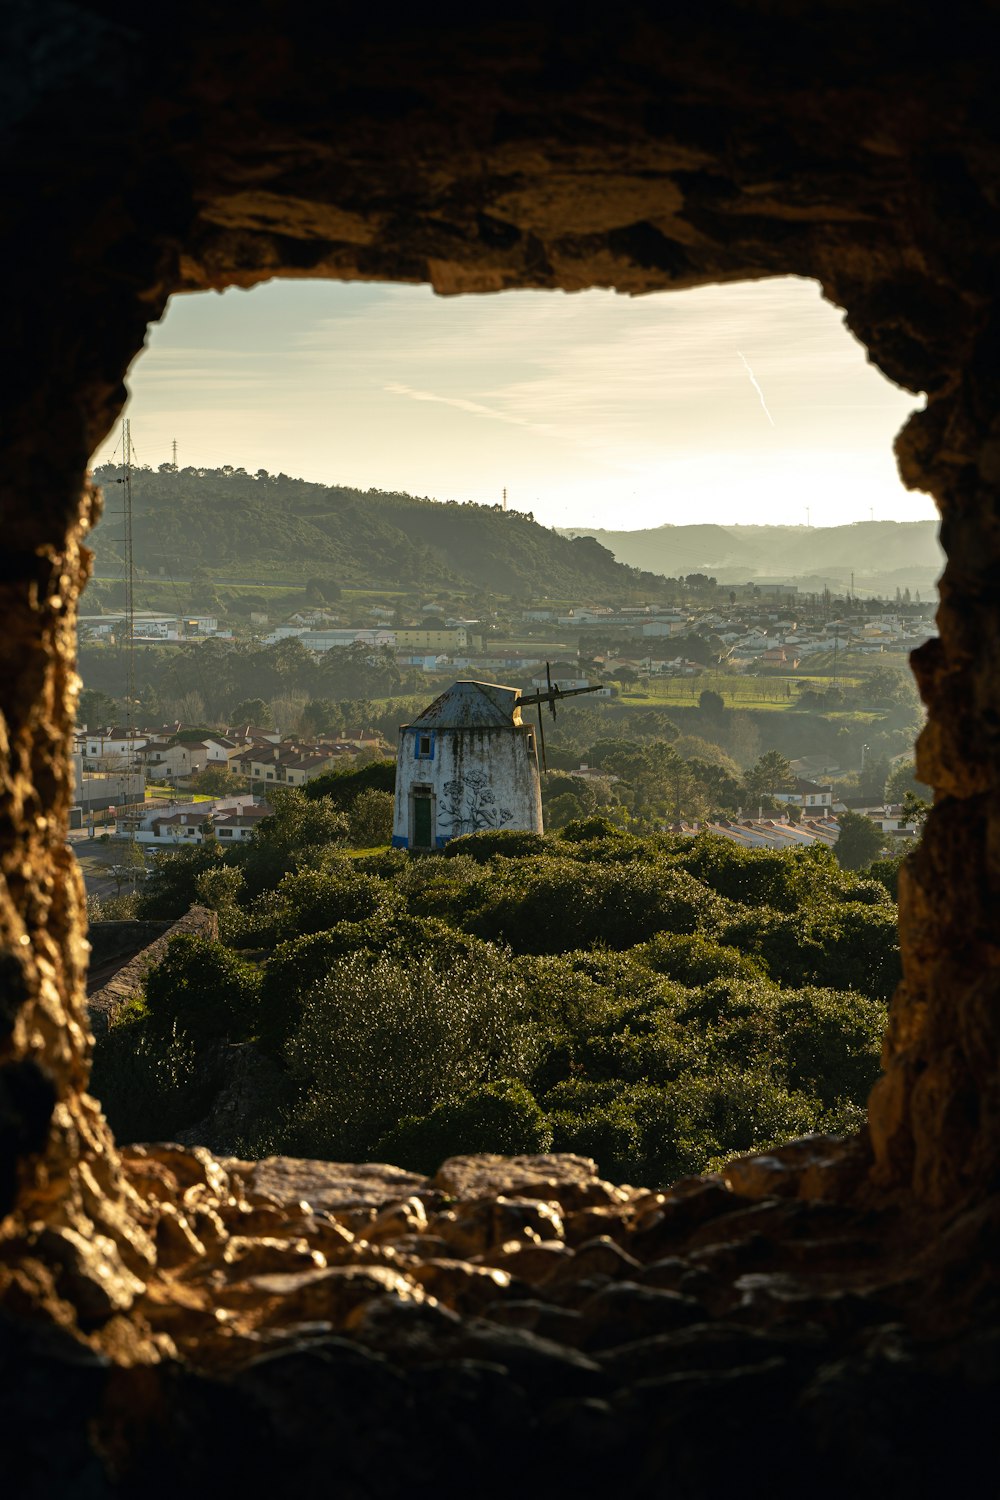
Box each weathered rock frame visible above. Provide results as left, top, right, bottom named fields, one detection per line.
left=3, top=5, right=999, bottom=1490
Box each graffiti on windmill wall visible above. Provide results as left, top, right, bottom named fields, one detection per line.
left=438, top=773, right=514, bottom=837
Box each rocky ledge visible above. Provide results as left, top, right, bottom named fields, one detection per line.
left=3, top=1139, right=997, bottom=1497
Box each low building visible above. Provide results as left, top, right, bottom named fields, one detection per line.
left=118, top=795, right=270, bottom=844
left=213, top=806, right=273, bottom=842
left=393, top=627, right=472, bottom=651
left=139, top=740, right=209, bottom=781
left=81, top=728, right=149, bottom=764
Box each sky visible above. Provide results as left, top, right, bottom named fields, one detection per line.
left=91, top=275, right=938, bottom=533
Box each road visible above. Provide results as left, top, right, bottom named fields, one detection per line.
left=69, top=836, right=149, bottom=901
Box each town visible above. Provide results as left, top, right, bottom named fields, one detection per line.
left=72, top=575, right=934, bottom=895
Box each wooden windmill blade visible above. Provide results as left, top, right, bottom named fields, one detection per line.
left=535, top=693, right=547, bottom=771
left=519, top=662, right=605, bottom=772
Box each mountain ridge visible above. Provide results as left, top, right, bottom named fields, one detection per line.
left=558, top=519, right=943, bottom=590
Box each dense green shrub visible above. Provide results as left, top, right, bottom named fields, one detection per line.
left=137, top=841, right=226, bottom=919
left=91, top=1018, right=218, bottom=1144
left=672, top=835, right=838, bottom=913
left=638, top=932, right=766, bottom=985
left=350, top=847, right=409, bottom=880
left=259, top=916, right=501, bottom=1055
left=774, top=986, right=884, bottom=1107
left=866, top=854, right=907, bottom=902
left=243, top=863, right=403, bottom=946
left=144, top=934, right=262, bottom=1043
left=719, top=902, right=900, bottom=1000
left=194, top=864, right=247, bottom=942
left=119, top=827, right=897, bottom=1185
left=548, top=1067, right=823, bottom=1188
left=559, top=816, right=635, bottom=844
left=346, top=789, right=394, bottom=847
left=284, top=949, right=539, bottom=1158
left=234, top=789, right=350, bottom=896
left=394, top=853, right=489, bottom=923
left=377, top=1080, right=553, bottom=1175
left=445, top=829, right=551, bottom=862
left=465, top=857, right=727, bottom=954
left=302, top=757, right=396, bottom=806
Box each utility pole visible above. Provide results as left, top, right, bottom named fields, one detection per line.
left=122, top=420, right=136, bottom=715
left=112, top=420, right=142, bottom=858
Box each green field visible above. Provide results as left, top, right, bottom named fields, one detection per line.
left=611, top=674, right=864, bottom=712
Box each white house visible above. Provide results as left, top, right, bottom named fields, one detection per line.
left=120, top=794, right=270, bottom=844
left=82, top=728, right=149, bottom=763
left=774, top=778, right=835, bottom=811
left=392, top=680, right=542, bottom=852
left=213, top=805, right=273, bottom=842
left=139, top=739, right=209, bottom=781
left=201, top=735, right=242, bottom=764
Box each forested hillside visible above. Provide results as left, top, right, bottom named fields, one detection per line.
left=90, top=464, right=666, bottom=598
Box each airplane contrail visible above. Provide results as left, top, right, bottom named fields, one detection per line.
left=738, top=350, right=776, bottom=427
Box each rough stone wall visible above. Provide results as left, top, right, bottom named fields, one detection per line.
left=3, top=0, right=1000, bottom=1333
left=87, top=905, right=219, bottom=1036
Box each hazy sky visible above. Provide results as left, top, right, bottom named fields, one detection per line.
left=92, top=275, right=937, bottom=532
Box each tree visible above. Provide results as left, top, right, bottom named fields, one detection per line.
left=900, top=790, right=930, bottom=837
left=136, top=841, right=226, bottom=919
left=885, top=759, right=931, bottom=803
left=230, top=696, right=273, bottom=727
left=109, top=838, right=148, bottom=895
left=744, top=750, right=793, bottom=801
left=859, top=753, right=892, bottom=801
left=305, top=577, right=341, bottom=604
left=834, top=811, right=887, bottom=870
left=699, top=689, right=725, bottom=719
left=144, top=934, right=262, bottom=1043
left=235, top=787, right=350, bottom=895
left=78, top=688, right=118, bottom=727
left=187, top=764, right=251, bottom=796
left=285, top=949, right=539, bottom=1158
left=346, top=789, right=395, bottom=847
left=177, top=690, right=206, bottom=724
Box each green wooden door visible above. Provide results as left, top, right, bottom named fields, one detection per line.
left=413, top=794, right=432, bottom=848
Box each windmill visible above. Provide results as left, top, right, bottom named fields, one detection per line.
left=517, top=661, right=603, bottom=771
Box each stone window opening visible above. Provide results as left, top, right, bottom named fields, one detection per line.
left=3, top=13, right=996, bottom=1483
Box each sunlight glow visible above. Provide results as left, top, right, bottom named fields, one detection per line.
left=91, top=277, right=936, bottom=531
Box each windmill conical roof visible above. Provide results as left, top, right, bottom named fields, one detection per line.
left=407, top=680, right=523, bottom=730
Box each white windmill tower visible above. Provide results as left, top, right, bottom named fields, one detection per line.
left=392, top=668, right=601, bottom=851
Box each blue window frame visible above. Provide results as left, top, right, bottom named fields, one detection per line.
left=414, top=729, right=435, bottom=761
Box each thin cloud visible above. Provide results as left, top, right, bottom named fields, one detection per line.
left=384, top=381, right=556, bottom=435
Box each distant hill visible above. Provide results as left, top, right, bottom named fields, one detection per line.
left=558, top=520, right=943, bottom=594
left=90, top=465, right=667, bottom=600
